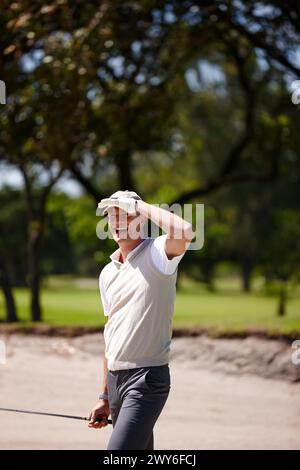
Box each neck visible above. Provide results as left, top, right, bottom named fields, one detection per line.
left=118, top=237, right=144, bottom=263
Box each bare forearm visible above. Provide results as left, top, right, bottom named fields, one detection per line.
left=88, top=354, right=110, bottom=428
left=101, top=355, right=108, bottom=395
left=137, top=200, right=194, bottom=241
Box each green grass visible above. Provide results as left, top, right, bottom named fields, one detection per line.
left=0, top=277, right=299, bottom=335
left=174, top=287, right=300, bottom=334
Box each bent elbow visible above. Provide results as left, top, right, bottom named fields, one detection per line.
left=184, top=222, right=194, bottom=242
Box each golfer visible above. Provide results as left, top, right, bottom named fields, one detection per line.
left=88, top=190, right=194, bottom=450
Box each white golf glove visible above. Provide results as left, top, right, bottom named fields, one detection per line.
left=98, top=196, right=139, bottom=216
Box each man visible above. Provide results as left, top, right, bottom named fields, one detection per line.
left=88, top=190, right=194, bottom=450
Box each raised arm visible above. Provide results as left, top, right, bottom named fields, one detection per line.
left=136, top=200, right=194, bottom=259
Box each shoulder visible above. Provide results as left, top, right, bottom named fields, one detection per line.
left=151, top=234, right=184, bottom=260
left=150, top=234, right=185, bottom=275
left=151, top=234, right=167, bottom=251
left=99, top=261, right=114, bottom=286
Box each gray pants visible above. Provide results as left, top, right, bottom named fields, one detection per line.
left=106, top=364, right=171, bottom=450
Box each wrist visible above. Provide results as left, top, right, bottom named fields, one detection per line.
left=99, top=392, right=108, bottom=401
left=136, top=199, right=147, bottom=215
left=99, top=398, right=109, bottom=405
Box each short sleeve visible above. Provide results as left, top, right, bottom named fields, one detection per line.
left=150, top=234, right=185, bottom=275
left=99, top=270, right=110, bottom=316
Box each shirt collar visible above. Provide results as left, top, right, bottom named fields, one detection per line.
left=110, top=237, right=149, bottom=265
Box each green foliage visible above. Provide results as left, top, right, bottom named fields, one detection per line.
left=1, top=1, right=300, bottom=323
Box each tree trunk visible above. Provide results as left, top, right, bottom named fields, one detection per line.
left=277, top=284, right=287, bottom=317
left=241, top=261, right=252, bottom=292
left=69, top=162, right=106, bottom=204
left=0, top=253, right=18, bottom=322
left=114, top=152, right=136, bottom=191
left=21, top=162, right=64, bottom=323
left=203, top=265, right=215, bottom=292
left=27, top=225, right=43, bottom=322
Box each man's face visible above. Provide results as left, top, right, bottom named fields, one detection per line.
left=106, top=206, right=144, bottom=243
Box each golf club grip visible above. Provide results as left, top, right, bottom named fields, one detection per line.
left=95, top=416, right=112, bottom=424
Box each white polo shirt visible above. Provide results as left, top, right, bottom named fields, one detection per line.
left=98, top=235, right=185, bottom=370
left=99, top=234, right=184, bottom=316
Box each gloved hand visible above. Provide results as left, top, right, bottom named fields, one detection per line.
left=112, top=196, right=139, bottom=215
left=97, top=198, right=114, bottom=215
left=98, top=196, right=139, bottom=216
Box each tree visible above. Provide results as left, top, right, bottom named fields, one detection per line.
left=2, top=1, right=300, bottom=205
left=0, top=187, right=28, bottom=322
left=262, top=209, right=300, bottom=317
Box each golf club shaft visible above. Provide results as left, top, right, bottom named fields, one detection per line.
left=0, top=407, right=112, bottom=424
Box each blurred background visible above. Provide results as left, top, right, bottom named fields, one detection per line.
left=0, top=1, right=300, bottom=450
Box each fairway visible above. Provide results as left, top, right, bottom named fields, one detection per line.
left=1, top=277, right=299, bottom=336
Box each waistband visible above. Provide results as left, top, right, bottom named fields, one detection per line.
left=108, top=363, right=169, bottom=375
